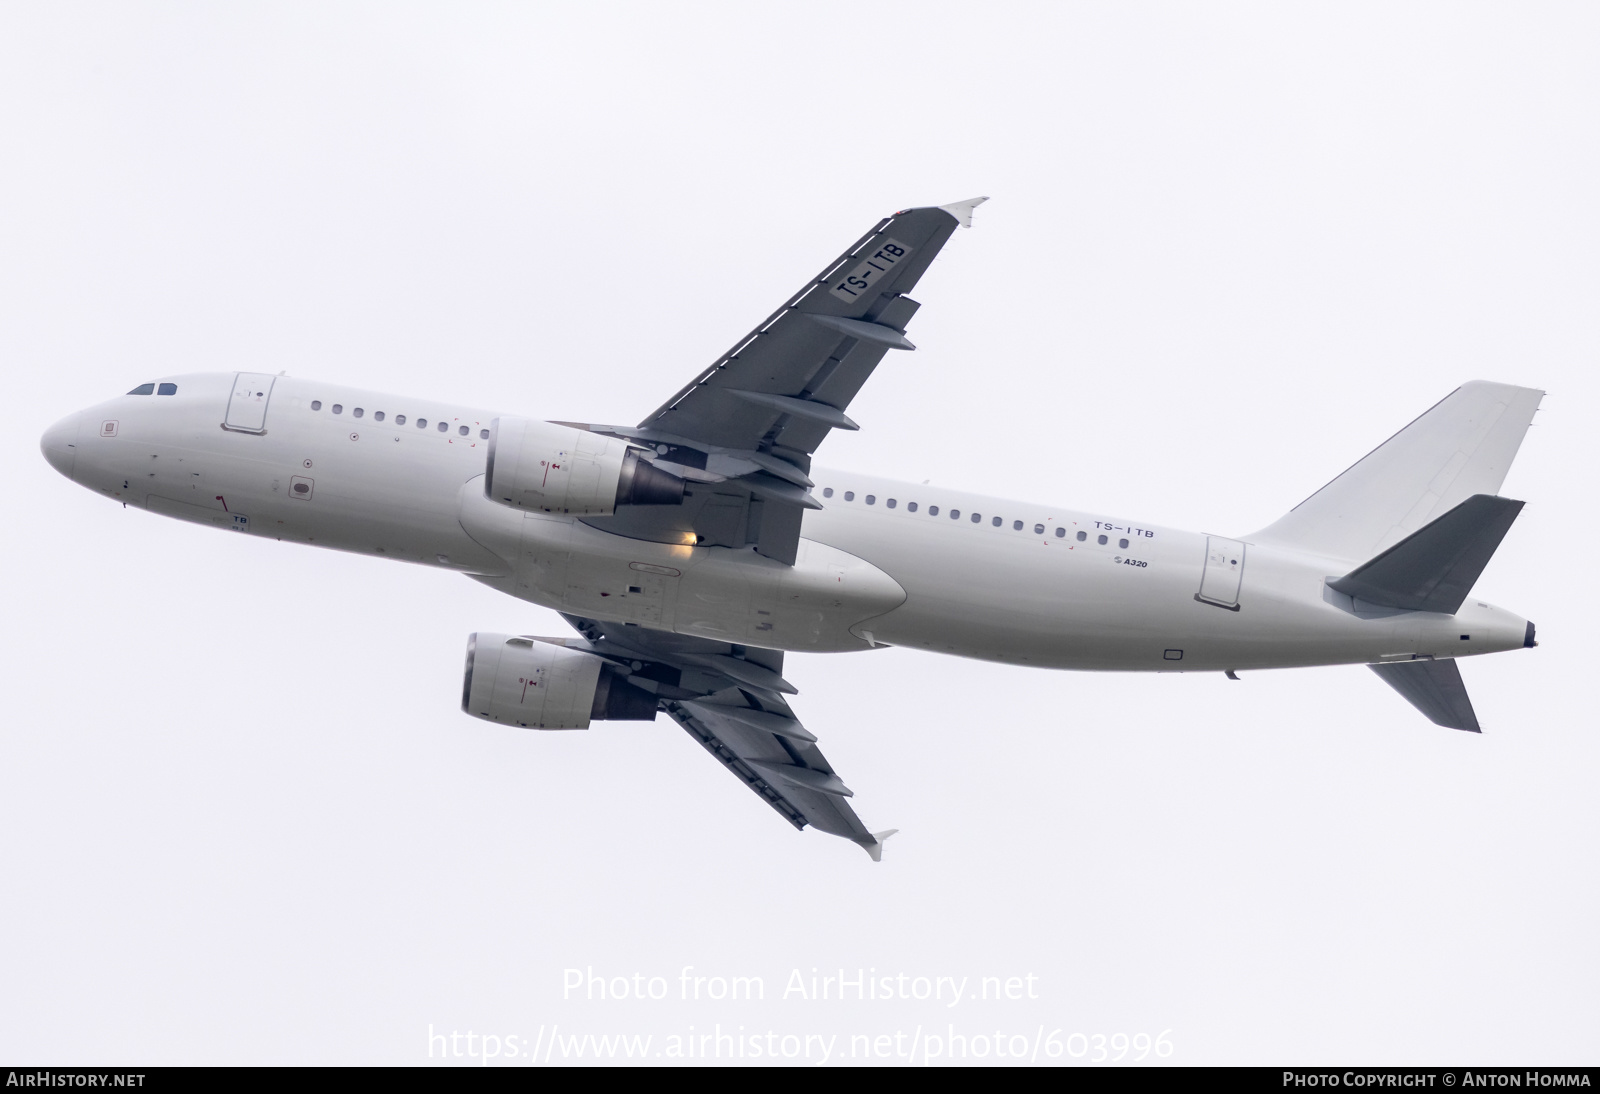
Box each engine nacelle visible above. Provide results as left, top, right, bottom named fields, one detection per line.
left=485, top=417, right=684, bottom=515
left=461, top=632, right=659, bottom=729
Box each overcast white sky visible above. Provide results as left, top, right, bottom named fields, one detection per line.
left=2, top=2, right=1596, bottom=1066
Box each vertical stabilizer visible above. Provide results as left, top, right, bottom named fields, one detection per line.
left=1249, top=382, right=1542, bottom=564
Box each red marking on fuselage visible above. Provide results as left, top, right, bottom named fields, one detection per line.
left=215, top=495, right=229, bottom=512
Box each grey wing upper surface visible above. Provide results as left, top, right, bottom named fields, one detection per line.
left=579, top=197, right=986, bottom=565
left=558, top=199, right=985, bottom=856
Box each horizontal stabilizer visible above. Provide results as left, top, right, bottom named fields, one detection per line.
left=1369, top=659, right=1481, bottom=732
left=1328, top=494, right=1523, bottom=614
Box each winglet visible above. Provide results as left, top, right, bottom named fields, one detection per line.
left=938, top=196, right=989, bottom=228
left=861, top=829, right=900, bottom=862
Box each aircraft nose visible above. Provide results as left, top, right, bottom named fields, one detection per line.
left=40, top=412, right=80, bottom=480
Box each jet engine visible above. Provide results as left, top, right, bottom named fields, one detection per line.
left=485, top=417, right=684, bottom=515
left=461, top=632, right=659, bottom=729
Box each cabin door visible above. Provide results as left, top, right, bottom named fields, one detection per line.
left=223, top=372, right=277, bottom=434
left=1197, top=536, right=1246, bottom=610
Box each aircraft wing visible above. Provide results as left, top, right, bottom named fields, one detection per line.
left=560, top=613, right=895, bottom=859
left=578, top=197, right=986, bottom=565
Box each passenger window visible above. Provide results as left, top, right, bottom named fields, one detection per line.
left=928, top=505, right=938, bottom=516
left=128, top=383, right=154, bottom=395
left=479, top=429, right=489, bottom=439
left=438, top=421, right=448, bottom=432
left=887, top=498, right=896, bottom=509
left=993, top=517, right=1003, bottom=527
left=417, top=418, right=428, bottom=429
left=1033, top=524, right=1044, bottom=534
left=1076, top=530, right=1087, bottom=542
left=1055, top=527, right=1066, bottom=538
left=157, top=383, right=177, bottom=395
left=950, top=509, right=960, bottom=519
left=1012, top=520, right=1022, bottom=530
left=332, top=404, right=343, bottom=414
left=907, top=502, right=918, bottom=512
left=396, top=415, right=407, bottom=425
left=353, top=408, right=364, bottom=418
left=458, top=425, right=468, bottom=436
left=971, top=513, right=981, bottom=523
left=823, top=488, right=834, bottom=498
left=311, top=400, right=322, bottom=410
left=374, top=411, right=385, bottom=422
left=1098, top=534, right=1108, bottom=545
left=844, top=491, right=854, bottom=501
left=1119, top=538, right=1129, bottom=549
left=866, top=495, right=876, bottom=505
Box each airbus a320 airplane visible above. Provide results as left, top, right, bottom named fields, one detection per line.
left=40, top=197, right=1541, bottom=858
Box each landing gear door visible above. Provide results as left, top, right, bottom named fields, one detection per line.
left=223, top=372, right=277, bottom=434
left=1196, top=536, right=1246, bottom=611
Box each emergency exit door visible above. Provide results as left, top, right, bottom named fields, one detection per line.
left=223, top=372, right=277, bottom=434
left=1196, top=536, right=1246, bottom=610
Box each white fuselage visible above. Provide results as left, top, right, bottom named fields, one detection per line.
left=42, top=373, right=1531, bottom=672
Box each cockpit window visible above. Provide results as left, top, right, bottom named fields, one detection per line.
left=157, top=383, right=177, bottom=395
left=128, top=383, right=154, bottom=395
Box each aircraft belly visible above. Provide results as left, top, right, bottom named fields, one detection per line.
left=459, top=480, right=905, bottom=651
